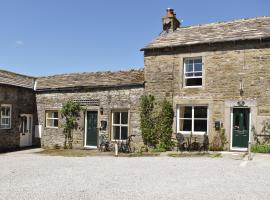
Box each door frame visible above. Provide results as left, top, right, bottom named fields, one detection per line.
left=230, top=107, right=251, bottom=151
left=19, top=114, right=33, bottom=147
left=84, top=109, right=99, bottom=149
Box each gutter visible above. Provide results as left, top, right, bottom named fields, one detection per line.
left=140, top=36, right=270, bottom=51
left=35, top=82, right=145, bottom=93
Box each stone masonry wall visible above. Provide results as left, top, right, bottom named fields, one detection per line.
left=0, top=85, right=37, bottom=151
left=36, top=86, right=144, bottom=149
left=144, top=40, right=270, bottom=149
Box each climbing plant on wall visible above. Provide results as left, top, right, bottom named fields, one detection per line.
left=140, top=95, right=158, bottom=147
left=61, top=100, right=82, bottom=149
left=140, top=95, right=174, bottom=149
left=156, top=99, right=174, bottom=150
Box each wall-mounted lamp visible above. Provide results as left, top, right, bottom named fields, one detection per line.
left=239, top=78, right=244, bottom=96
left=100, top=107, right=104, bottom=115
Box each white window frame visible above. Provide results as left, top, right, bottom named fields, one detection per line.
left=111, top=111, right=129, bottom=141
left=176, top=105, right=208, bottom=135
left=183, top=57, right=203, bottom=88
left=0, top=104, right=12, bottom=129
left=45, top=111, right=59, bottom=128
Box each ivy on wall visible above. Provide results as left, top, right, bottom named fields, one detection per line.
left=140, top=95, right=174, bottom=149
left=61, top=100, right=82, bottom=149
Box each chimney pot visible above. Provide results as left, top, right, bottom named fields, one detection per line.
left=162, top=8, right=180, bottom=32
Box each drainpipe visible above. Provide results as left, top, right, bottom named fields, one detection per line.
left=248, top=141, right=252, bottom=160
left=114, top=142, right=118, bottom=157
left=33, top=78, right=37, bottom=91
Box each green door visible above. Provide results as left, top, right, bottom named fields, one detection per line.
left=86, top=111, right=98, bottom=146
left=232, top=108, right=249, bottom=148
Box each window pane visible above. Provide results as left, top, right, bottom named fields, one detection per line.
left=113, top=126, right=120, bottom=140
left=53, top=119, right=58, bottom=127
left=121, top=127, right=128, bottom=140
left=194, top=120, right=207, bottom=132
left=46, top=119, right=53, bottom=127
left=121, top=112, right=128, bottom=124
left=53, top=112, right=58, bottom=118
left=194, top=72, right=202, bottom=76
left=194, top=63, right=202, bottom=71
left=113, top=112, right=120, bottom=124
left=186, top=78, right=202, bottom=86
left=180, top=106, right=192, bottom=118
left=186, top=64, right=193, bottom=72
left=194, top=106, right=207, bottom=118
left=185, top=73, right=194, bottom=77
left=187, top=59, right=193, bottom=64
left=194, top=59, right=202, bottom=64
left=179, top=119, right=192, bottom=131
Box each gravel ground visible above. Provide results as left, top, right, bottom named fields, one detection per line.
left=0, top=150, right=270, bottom=200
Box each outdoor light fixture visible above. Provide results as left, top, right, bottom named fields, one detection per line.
left=239, top=78, right=244, bottom=95
left=100, top=107, right=104, bottom=115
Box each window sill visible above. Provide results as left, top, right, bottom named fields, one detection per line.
left=183, top=86, right=203, bottom=89
left=45, top=127, right=59, bottom=129
left=0, top=128, right=12, bottom=130
left=178, top=131, right=207, bottom=135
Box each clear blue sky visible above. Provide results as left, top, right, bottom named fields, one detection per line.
left=0, top=0, right=269, bottom=76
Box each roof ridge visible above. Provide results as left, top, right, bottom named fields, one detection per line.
left=179, top=16, right=270, bottom=30
left=37, top=67, right=144, bottom=78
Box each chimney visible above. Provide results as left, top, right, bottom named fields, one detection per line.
left=162, top=8, right=180, bottom=32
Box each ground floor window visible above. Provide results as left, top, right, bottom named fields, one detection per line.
left=45, top=111, right=59, bottom=128
left=0, top=104, right=12, bottom=129
left=111, top=111, right=129, bottom=140
left=177, top=105, right=208, bottom=135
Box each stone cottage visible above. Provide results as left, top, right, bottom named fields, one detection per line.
left=0, top=9, right=270, bottom=151
left=142, top=9, right=270, bottom=151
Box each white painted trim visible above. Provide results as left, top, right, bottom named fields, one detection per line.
left=176, top=105, right=208, bottom=135
left=111, top=110, right=129, bottom=141
left=19, top=114, right=33, bottom=147
left=183, top=57, right=203, bottom=88
left=230, top=107, right=251, bottom=151
left=84, top=145, right=98, bottom=149
left=0, top=104, right=12, bottom=129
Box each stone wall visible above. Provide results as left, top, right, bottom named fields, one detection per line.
left=36, top=86, right=144, bottom=149
left=0, top=85, right=37, bottom=151
left=144, top=40, right=270, bottom=149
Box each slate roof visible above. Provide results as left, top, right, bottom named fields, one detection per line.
left=0, top=70, right=35, bottom=89
left=35, top=69, right=144, bottom=91
left=142, top=16, right=270, bottom=50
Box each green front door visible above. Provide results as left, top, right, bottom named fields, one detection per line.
left=86, top=111, right=98, bottom=146
left=232, top=108, right=250, bottom=148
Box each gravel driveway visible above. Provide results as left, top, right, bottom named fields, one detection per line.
left=0, top=149, right=270, bottom=200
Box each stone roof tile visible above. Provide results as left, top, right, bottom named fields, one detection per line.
left=0, top=70, right=35, bottom=89
left=36, top=68, right=144, bottom=91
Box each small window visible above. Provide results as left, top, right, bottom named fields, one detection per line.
left=0, top=104, right=12, bottom=129
left=183, top=57, right=203, bottom=87
left=177, top=105, right=208, bottom=135
left=111, top=111, right=128, bottom=140
left=45, top=111, right=59, bottom=128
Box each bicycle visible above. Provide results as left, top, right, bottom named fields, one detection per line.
left=118, top=135, right=136, bottom=153
left=99, top=134, right=115, bottom=152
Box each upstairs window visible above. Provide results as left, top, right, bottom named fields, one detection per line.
left=0, top=104, right=12, bottom=129
left=45, top=111, right=59, bottom=128
left=183, top=57, right=203, bottom=87
left=111, top=111, right=129, bottom=140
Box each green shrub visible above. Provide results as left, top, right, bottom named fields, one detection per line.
left=156, top=100, right=174, bottom=150
left=61, top=100, right=82, bottom=149
left=140, top=95, right=158, bottom=147
left=251, top=144, right=270, bottom=153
